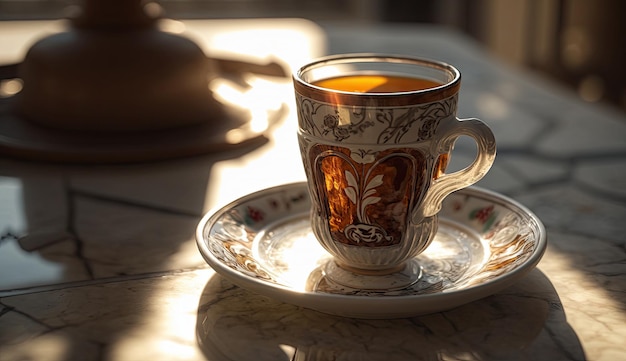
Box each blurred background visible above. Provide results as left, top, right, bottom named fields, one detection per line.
left=1, top=0, right=624, bottom=114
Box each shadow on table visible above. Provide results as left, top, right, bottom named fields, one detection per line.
left=0, top=128, right=271, bottom=292
left=0, top=137, right=272, bottom=360
left=196, top=269, right=585, bottom=361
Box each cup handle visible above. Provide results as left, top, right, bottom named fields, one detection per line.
left=413, top=117, right=496, bottom=222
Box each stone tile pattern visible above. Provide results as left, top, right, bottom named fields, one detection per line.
left=1, top=23, right=626, bottom=360
left=324, top=23, right=626, bottom=361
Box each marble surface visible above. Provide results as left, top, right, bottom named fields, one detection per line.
left=1, top=19, right=626, bottom=361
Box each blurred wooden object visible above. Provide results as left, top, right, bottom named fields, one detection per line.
left=13, top=0, right=227, bottom=132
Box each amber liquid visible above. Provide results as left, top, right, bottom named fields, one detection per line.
left=313, top=74, right=441, bottom=93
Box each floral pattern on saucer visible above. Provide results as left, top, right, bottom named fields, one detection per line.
left=197, top=182, right=546, bottom=317
left=205, top=186, right=310, bottom=281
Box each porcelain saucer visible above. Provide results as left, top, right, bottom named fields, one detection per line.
left=196, top=182, right=546, bottom=319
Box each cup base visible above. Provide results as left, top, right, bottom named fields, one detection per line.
left=322, top=259, right=423, bottom=291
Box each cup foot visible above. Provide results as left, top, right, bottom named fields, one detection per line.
left=322, top=259, right=423, bottom=291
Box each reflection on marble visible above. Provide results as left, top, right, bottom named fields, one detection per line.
left=0, top=267, right=586, bottom=361
left=1, top=269, right=213, bottom=361
left=196, top=270, right=582, bottom=361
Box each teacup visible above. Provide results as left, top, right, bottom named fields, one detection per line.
left=293, top=54, right=496, bottom=289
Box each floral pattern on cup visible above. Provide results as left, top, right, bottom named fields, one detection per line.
left=308, top=144, right=426, bottom=248
left=297, top=94, right=458, bottom=144
left=343, top=170, right=390, bottom=244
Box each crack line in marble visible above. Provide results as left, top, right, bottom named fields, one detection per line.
left=496, top=164, right=573, bottom=192
left=522, top=114, right=560, bottom=150
left=544, top=322, right=585, bottom=361
left=65, top=177, right=95, bottom=281
left=0, top=265, right=211, bottom=298
left=70, top=188, right=204, bottom=218
left=574, top=180, right=626, bottom=204
left=0, top=302, right=14, bottom=317
left=495, top=146, right=626, bottom=164
left=197, top=284, right=239, bottom=314
left=0, top=231, right=18, bottom=246
left=0, top=302, right=53, bottom=331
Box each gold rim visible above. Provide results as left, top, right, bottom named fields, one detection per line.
left=293, top=53, right=461, bottom=106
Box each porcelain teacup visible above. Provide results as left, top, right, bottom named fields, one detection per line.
left=293, top=54, right=496, bottom=289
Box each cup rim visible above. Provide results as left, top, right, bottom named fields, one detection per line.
left=293, top=53, right=461, bottom=106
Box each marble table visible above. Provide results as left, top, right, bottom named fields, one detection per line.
left=1, top=19, right=626, bottom=361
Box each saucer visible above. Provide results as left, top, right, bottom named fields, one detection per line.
left=0, top=61, right=286, bottom=163
left=196, top=182, right=546, bottom=319
left=0, top=100, right=284, bottom=163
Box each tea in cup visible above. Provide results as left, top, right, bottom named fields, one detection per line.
left=293, top=54, right=496, bottom=289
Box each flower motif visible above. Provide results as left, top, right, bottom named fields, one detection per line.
left=470, top=204, right=497, bottom=232
left=333, top=127, right=350, bottom=140
left=245, top=206, right=264, bottom=224
left=350, top=149, right=377, bottom=164
left=344, top=223, right=392, bottom=243
left=323, top=114, right=339, bottom=128
left=473, top=205, right=494, bottom=223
